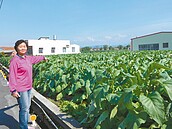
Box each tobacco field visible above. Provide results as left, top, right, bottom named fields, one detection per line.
left=33, top=50, right=172, bottom=129
left=1, top=50, right=172, bottom=129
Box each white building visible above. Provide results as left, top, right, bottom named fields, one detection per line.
left=131, top=32, right=172, bottom=51
left=27, top=37, right=80, bottom=55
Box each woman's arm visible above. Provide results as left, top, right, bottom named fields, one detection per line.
left=30, top=56, right=47, bottom=64
left=8, top=60, right=18, bottom=92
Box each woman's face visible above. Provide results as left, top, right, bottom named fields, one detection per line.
left=17, top=42, right=27, bottom=56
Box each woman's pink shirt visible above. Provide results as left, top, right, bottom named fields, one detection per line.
left=8, top=55, right=45, bottom=92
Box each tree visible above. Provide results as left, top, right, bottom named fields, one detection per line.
left=0, top=52, right=5, bottom=57
left=81, top=47, right=91, bottom=53
left=109, top=46, right=114, bottom=50
left=126, top=44, right=130, bottom=50
left=103, top=45, right=109, bottom=50
left=117, top=45, right=123, bottom=50
left=123, top=44, right=130, bottom=50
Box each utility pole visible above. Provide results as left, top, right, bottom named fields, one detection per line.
left=0, top=0, right=3, bottom=11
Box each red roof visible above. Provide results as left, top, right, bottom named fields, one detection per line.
left=0, top=47, right=14, bottom=51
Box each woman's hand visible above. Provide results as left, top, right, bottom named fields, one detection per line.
left=11, top=91, right=20, bottom=98
left=44, top=57, right=48, bottom=62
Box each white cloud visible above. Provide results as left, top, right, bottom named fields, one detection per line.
left=72, top=33, right=130, bottom=47
left=72, top=21, right=172, bottom=47
left=103, top=34, right=128, bottom=42
left=128, top=21, right=172, bottom=37
left=105, top=36, right=112, bottom=40
left=87, top=37, right=95, bottom=42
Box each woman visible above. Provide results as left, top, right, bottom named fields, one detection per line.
left=9, top=39, right=47, bottom=129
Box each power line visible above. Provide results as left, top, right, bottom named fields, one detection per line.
left=0, top=0, right=3, bottom=10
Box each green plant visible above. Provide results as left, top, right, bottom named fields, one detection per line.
left=32, top=50, right=172, bottom=128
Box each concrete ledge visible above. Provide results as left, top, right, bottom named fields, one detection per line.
left=31, top=89, right=84, bottom=129
left=0, top=63, right=9, bottom=74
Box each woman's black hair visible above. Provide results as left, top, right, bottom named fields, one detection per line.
left=14, top=39, right=28, bottom=52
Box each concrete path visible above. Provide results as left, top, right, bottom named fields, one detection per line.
left=0, top=73, right=40, bottom=129
left=0, top=73, right=19, bottom=129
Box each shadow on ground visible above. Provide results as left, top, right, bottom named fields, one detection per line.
left=0, top=104, right=20, bottom=129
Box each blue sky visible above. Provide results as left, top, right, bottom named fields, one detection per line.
left=0, top=0, right=172, bottom=47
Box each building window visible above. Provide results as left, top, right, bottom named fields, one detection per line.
left=163, top=43, right=168, bottom=48
left=39, top=48, right=43, bottom=53
left=66, top=45, right=69, bottom=48
left=27, top=46, right=33, bottom=55
left=139, top=44, right=159, bottom=50
left=72, top=47, right=75, bottom=52
left=63, top=47, right=66, bottom=52
left=51, top=47, right=55, bottom=53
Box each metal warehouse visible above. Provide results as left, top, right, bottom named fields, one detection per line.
left=130, top=32, right=172, bottom=51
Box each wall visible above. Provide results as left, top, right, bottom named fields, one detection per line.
left=131, top=32, right=172, bottom=51
left=28, top=39, right=80, bottom=55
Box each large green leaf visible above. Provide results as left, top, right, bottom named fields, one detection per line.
left=85, top=80, right=91, bottom=96
left=110, top=105, right=118, bottom=119
left=139, top=92, right=166, bottom=125
left=106, top=93, right=119, bottom=105
left=118, top=111, right=147, bottom=129
left=80, top=101, right=96, bottom=124
left=112, top=70, right=120, bottom=78
left=62, top=75, right=67, bottom=83
left=56, top=93, right=63, bottom=100
left=94, top=110, right=109, bottom=128
left=151, top=63, right=171, bottom=70
left=122, top=72, right=138, bottom=85
left=55, top=85, right=62, bottom=93
left=74, top=81, right=82, bottom=91
left=49, top=80, right=55, bottom=88
left=93, top=87, right=104, bottom=108
left=163, top=79, right=172, bottom=101
left=164, top=103, right=172, bottom=129
left=124, top=92, right=134, bottom=110
left=123, top=85, right=137, bottom=93
left=146, top=62, right=170, bottom=77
